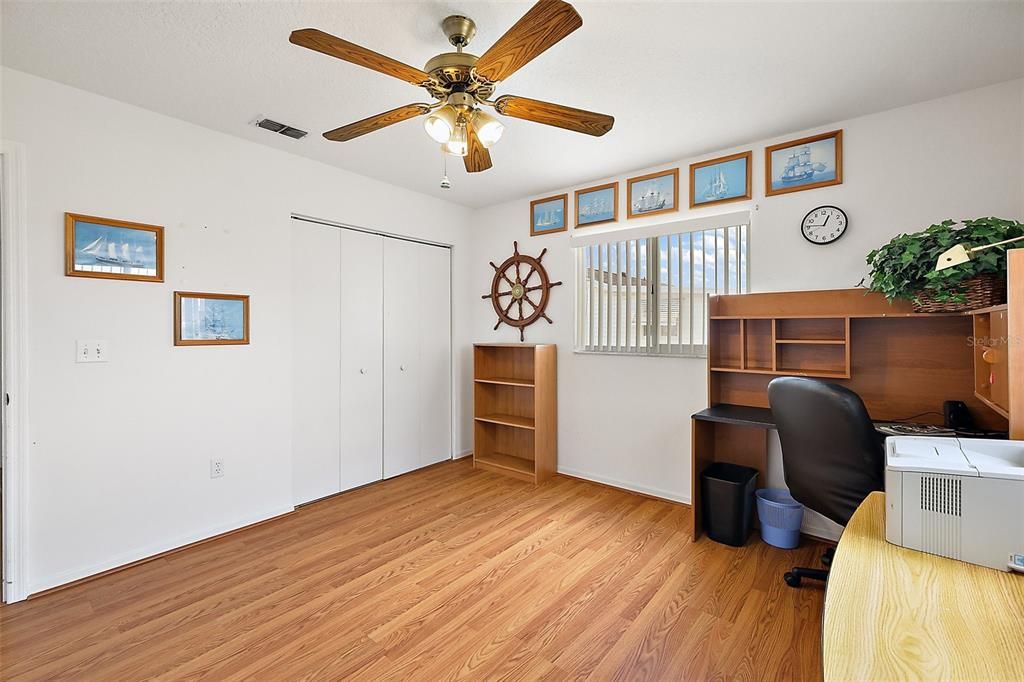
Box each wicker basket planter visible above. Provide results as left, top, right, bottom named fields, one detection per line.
left=912, top=274, right=1006, bottom=313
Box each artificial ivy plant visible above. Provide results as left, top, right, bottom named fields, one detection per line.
left=866, top=217, right=1024, bottom=304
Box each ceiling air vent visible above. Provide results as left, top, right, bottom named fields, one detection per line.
left=255, top=118, right=308, bottom=140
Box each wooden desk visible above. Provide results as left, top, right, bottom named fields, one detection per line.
left=823, top=492, right=1024, bottom=681
left=691, top=288, right=1009, bottom=540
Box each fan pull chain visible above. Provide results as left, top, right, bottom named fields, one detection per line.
left=440, top=151, right=451, bottom=190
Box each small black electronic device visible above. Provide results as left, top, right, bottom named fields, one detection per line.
left=943, top=400, right=976, bottom=431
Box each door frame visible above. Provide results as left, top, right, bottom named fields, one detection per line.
left=1, top=141, right=29, bottom=603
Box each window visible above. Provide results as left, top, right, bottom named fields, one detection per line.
left=574, top=219, right=749, bottom=356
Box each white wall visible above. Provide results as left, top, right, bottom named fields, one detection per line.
left=471, top=79, right=1024, bottom=530
left=1, top=67, right=475, bottom=594
left=5, top=64, right=1022, bottom=594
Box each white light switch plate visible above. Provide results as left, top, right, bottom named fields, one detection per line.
left=76, top=339, right=108, bottom=363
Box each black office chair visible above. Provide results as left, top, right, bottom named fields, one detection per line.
left=766, top=377, right=885, bottom=587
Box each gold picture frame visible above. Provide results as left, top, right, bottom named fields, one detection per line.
left=530, top=193, right=568, bottom=236
left=174, top=291, right=250, bottom=346
left=689, top=151, right=752, bottom=209
left=765, top=129, right=843, bottom=197
left=626, top=168, right=679, bottom=219
left=574, top=181, right=619, bottom=228
left=64, top=213, right=164, bottom=283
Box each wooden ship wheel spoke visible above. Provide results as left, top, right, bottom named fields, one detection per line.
left=481, top=241, right=562, bottom=341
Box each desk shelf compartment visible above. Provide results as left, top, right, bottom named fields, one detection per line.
left=971, top=306, right=1009, bottom=419
left=710, top=316, right=850, bottom=378
left=709, top=319, right=744, bottom=371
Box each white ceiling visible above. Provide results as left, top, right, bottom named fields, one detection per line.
left=3, top=1, right=1023, bottom=208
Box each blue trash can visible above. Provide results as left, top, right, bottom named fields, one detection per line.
left=755, top=489, right=803, bottom=549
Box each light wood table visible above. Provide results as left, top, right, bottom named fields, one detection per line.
left=823, top=492, right=1024, bottom=680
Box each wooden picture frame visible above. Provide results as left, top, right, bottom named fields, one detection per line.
left=64, top=213, right=164, bottom=282
left=765, top=129, right=843, bottom=197
left=530, top=193, right=568, bottom=236
left=174, top=291, right=250, bottom=346
left=689, top=151, right=752, bottom=209
left=627, top=168, right=679, bottom=219
left=574, top=181, right=619, bottom=228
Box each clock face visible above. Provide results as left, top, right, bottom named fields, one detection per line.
left=801, top=206, right=848, bottom=245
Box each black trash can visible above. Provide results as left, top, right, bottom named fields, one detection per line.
left=701, top=462, right=758, bottom=547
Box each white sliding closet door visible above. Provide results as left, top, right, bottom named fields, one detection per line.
left=417, top=244, right=452, bottom=467
left=293, top=218, right=451, bottom=503
left=339, top=229, right=384, bottom=490
left=292, top=222, right=341, bottom=505
left=383, top=239, right=452, bottom=477
left=383, top=239, right=421, bottom=477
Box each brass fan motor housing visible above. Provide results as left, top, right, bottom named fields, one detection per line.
left=423, top=52, right=494, bottom=101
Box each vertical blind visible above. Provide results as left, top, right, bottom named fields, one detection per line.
left=575, top=222, right=749, bottom=356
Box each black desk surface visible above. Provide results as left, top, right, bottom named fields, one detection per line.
left=692, top=405, right=775, bottom=428
left=692, top=404, right=981, bottom=438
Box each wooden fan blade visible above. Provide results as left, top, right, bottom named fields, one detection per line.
left=323, top=104, right=431, bottom=142
left=494, top=95, right=613, bottom=136
left=464, top=122, right=493, bottom=173
left=475, top=0, right=582, bottom=83
left=290, top=28, right=431, bottom=85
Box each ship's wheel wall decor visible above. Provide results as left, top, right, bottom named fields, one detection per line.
left=482, top=241, right=562, bottom=342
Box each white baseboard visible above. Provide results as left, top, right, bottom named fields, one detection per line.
left=556, top=466, right=690, bottom=505
left=29, top=505, right=294, bottom=595
left=453, top=449, right=473, bottom=460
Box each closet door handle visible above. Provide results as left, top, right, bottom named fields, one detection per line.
left=400, top=365, right=406, bottom=372
left=359, top=368, right=366, bottom=375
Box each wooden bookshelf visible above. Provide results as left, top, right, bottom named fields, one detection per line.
left=473, top=344, right=557, bottom=484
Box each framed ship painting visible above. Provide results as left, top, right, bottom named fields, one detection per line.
left=530, top=194, right=568, bottom=236
left=765, top=129, right=843, bottom=196
left=689, top=151, right=752, bottom=209
left=627, top=168, right=679, bottom=219
left=65, top=213, right=164, bottom=282
left=574, top=182, right=618, bottom=228
left=174, top=292, right=250, bottom=346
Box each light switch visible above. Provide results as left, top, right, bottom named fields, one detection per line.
left=76, top=339, right=108, bottom=363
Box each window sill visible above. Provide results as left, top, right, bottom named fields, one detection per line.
left=573, top=349, right=708, bottom=359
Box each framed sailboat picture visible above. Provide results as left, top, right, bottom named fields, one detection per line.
left=627, top=168, right=678, bottom=219
left=174, top=292, right=250, bottom=346
left=689, top=151, right=752, bottom=209
left=765, top=129, right=843, bottom=196
left=575, top=182, right=618, bottom=228
left=530, top=194, right=568, bottom=236
left=65, top=213, right=164, bottom=282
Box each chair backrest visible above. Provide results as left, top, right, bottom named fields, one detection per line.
left=767, top=377, right=885, bottom=526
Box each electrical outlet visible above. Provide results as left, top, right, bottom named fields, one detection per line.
left=76, top=339, right=109, bottom=363
left=210, top=458, right=224, bottom=479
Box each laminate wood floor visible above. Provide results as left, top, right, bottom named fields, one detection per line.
left=0, top=459, right=827, bottom=681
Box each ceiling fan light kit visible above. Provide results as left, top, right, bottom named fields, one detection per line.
left=472, top=109, right=504, bottom=148
left=442, top=123, right=469, bottom=157
left=423, top=105, right=459, bottom=143
left=289, top=0, right=614, bottom=174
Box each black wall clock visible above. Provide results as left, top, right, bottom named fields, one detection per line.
left=801, top=206, right=848, bottom=245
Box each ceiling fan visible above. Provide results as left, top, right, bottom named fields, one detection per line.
left=289, top=0, right=614, bottom=174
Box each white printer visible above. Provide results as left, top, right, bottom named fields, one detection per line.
left=885, top=436, right=1024, bottom=572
